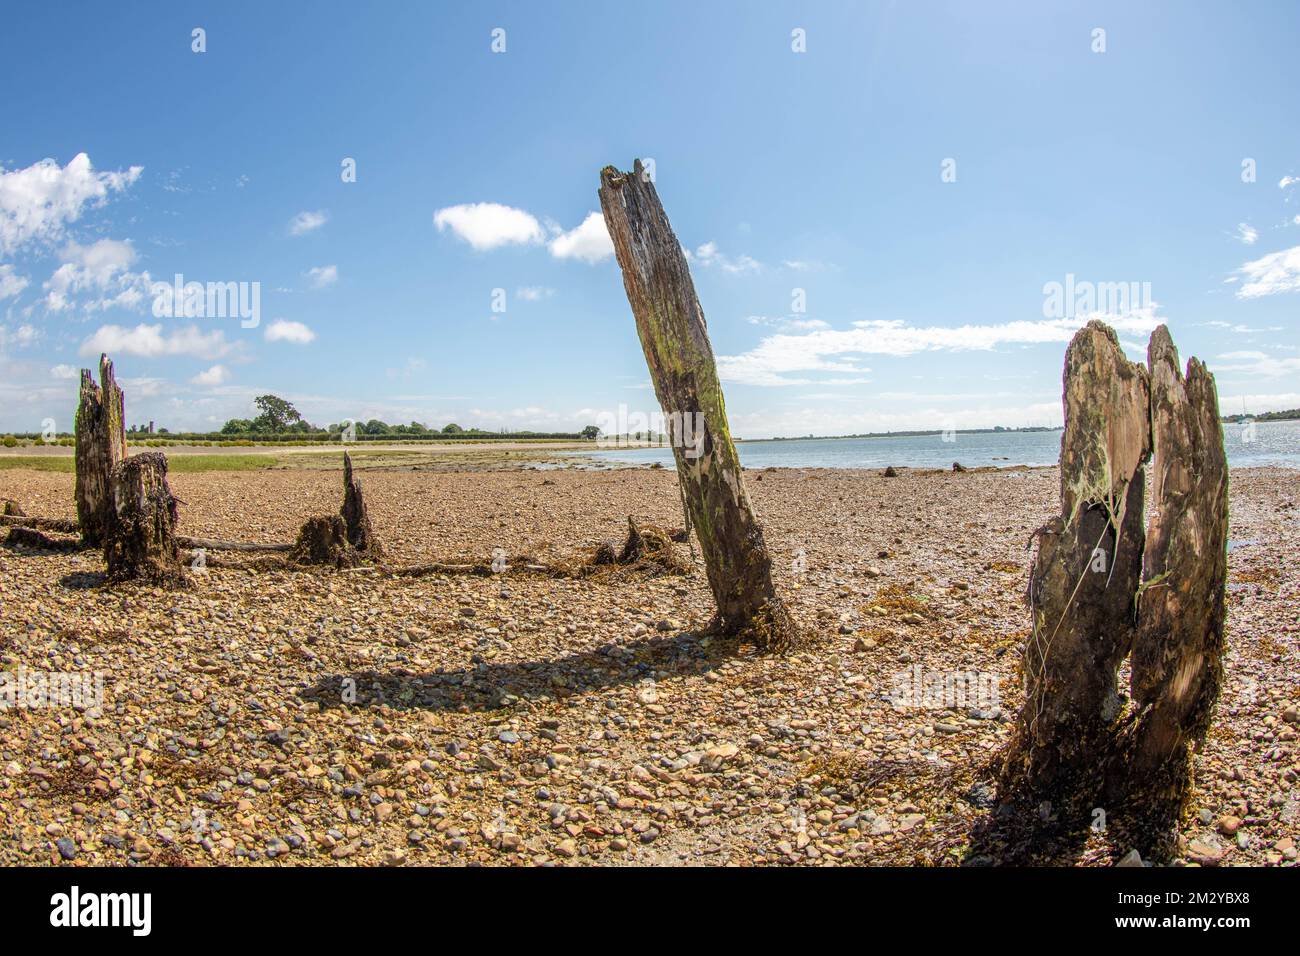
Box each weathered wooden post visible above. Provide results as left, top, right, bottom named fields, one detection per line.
left=341, top=452, right=380, bottom=556
left=74, top=353, right=126, bottom=546
left=291, top=453, right=381, bottom=567
left=1000, top=321, right=1151, bottom=809
left=598, top=161, right=795, bottom=649
left=1111, top=326, right=1228, bottom=822
left=104, top=451, right=186, bottom=586
left=998, top=321, right=1229, bottom=850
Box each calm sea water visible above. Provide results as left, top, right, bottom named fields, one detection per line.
left=583, top=419, right=1300, bottom=470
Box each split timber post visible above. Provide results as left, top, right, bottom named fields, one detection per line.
left=598, top=161, right=795, bottom=650
left=104, top=451, right=186, bottom=587
left=74, top=353, right=126, bottom=546
left=341, top=452, right=380, bottom=556
left=998, top=321, right=1228, bottom=849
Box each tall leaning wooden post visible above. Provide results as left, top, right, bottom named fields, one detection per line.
left=74, top=353, right=126, bottom=547
left=598, top=161, right=795, bottom=650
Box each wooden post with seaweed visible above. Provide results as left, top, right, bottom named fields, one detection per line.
left=998, top=320, right=1228, bottom=852
left=1110, top=326, right=1228, bottom=826
left=598, top=161, right=794, bottom=650
left=104, top=451, right=186, bottom=586
left=74, top=353, right=126, bottom=547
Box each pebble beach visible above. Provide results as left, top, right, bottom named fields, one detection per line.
left=0, top=459, right=1295, bottom=867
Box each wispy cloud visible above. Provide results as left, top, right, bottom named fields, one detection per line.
left=0, top=264, right=29, bottom=300
left=305, top=264, right=338, bottom=288
left=1236, top=222, right=1259, bottom=245
left=687, top=240, right=760, bottom=274
left=191, top=364, right=229, bottom=386
left=718, top=310, right=1164, bottom=386
left=1234, top=244, right=1300, bottom=298
left=288, top=209, right=328, bottom=236
left=1212, top=350, right=1300, bottom=378
left=79, top=323, right=234, bottom=360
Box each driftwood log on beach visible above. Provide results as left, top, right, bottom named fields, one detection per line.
left=598, top=160, right=795, bottom=650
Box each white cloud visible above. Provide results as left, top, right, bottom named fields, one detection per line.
left=288, top=210, right=328, bottom=236
left=0, top=324, right=40, bottom=351
left=690, top=240, right=760, bottom=274
left=191, top=364, right=229, bottom=386
left=306, top=264, right=338, bottom=288
left=433, top=202, right=543, bottom=251
left=1200, top=320, right=1283, bottom=334
left=1236, top=223, right=1259, bottom=245
left=0, top=264, right=28, bottom=300
left=0, top=152, right=142, bottom=256
left=79, top=323, right=233, bottom=360
left=264, top=319, right=315, bottom=344
left=50, top=364, right=78, bottom=380
left=1234, top=244, right=1300, bottom=298
left=548, top=212, right=614, bottom=263
left=717, top=310, right=1165, bottom=386
left=1212, top=350, right=1300, bottom=378
left=516, top=285, right=554, bottom=301
left=43, top=238, right=149, bottom=312
left=1280, top=176, right=1300, bottom=189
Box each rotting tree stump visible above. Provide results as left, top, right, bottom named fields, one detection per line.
left=998, top=321, right=1228, bottom=854
left=2, top=500, right=25, bottom=517
left=598, top=161, right=794, bottom=650
left=104, top=451, right=186, bottom=587
left=75, top=354, right=126, bottom=547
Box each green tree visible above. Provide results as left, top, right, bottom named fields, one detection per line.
left=252, top=394, right=305, bottom=433
left=581, top=425, right=600, bottom=439
left=442, top=423, right=463, bottom=434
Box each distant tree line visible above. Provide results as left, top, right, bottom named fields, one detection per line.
left=1223, top=408, right=1299, bottom=423
left=206, top=395, right=601, bottom=441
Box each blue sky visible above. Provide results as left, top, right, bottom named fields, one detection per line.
left=1, top=0, right=1298, bottom=436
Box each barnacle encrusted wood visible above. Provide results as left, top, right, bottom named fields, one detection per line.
left=104, top=451, right=186, bottom=586
left=597, top=161, right=794, bottom=650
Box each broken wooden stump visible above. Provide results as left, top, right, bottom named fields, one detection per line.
left=598, top=161, right=794, bottom=650
left=341, top=452, right=381, bottom=556
left=1111, top=326, right=1229, bottom=827
left=2, top=499, right=25, bottom=517
left=104, top=451, right=186, bottom=586
left=290, top=454, right=382, bottom=568
left=291, top=515, right=358, bottom=568
left=998, top=321, right=1228, bottom=853
left=75, top=354, right=126, bottom=547
left=1000, top=321, right=1151, bottom=807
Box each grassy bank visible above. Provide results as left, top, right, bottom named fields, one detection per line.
left=0, top=454, right=279, bottom=473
